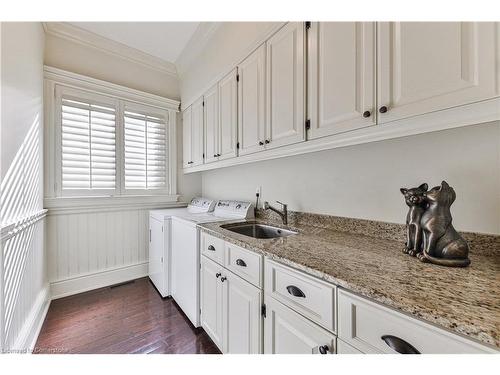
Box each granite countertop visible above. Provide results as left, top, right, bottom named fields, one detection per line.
left=199, top=216, right=500, bottom=349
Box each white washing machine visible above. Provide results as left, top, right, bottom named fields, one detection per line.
left=148, top=197, right=216, bottom=298
left=170, top=200, right=254, bottom=327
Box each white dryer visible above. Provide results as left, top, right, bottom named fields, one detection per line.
left=170, top=200, right=254, bottom=327
left=148, top=197, right=216, bottom=298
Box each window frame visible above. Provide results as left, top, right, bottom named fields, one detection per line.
left=50, top=75, right=178, bottom=200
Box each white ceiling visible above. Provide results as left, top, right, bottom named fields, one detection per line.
left=70, top=22, right=200, bottom=64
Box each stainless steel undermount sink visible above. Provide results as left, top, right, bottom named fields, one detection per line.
left=220, top=222, right=297, bottom=239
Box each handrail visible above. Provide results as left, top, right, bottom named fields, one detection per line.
left=1, top=209, right=48, bottom=243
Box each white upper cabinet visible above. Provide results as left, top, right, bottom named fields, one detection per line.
left=191, top=96, right=205, bottom=166
left=308, top=22, right=376, bottom=139
left=204, top=84, right=219, bottom=164
left=266, top=22, right=306, bottom=149
left=182, top=106, right=192, bottom=168
left=183, top=22, right=499, bottom=172
left=237, top=44, right=266, bottom=156
left=218, top=69, right=238, bottom=160
left=377, top=22, right=500, bottom=124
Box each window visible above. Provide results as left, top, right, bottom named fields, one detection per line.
left=53, top=84, right=175, bottom=197
left=124, top=109, right=167, bottom=190
left=61, top=97, right=116, bottom=191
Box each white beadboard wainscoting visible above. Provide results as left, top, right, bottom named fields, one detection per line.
left=45, top=202, right=184, bottom=299
left=1, top=211, right=49, bottom=352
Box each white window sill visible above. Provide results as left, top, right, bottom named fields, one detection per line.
left=44, top=194, right=185, bottom=215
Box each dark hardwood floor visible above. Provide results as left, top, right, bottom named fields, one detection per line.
left=34, top=277, right=221, bottom=354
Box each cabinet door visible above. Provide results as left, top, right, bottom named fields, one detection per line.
left=266, top=22, right=305, bottom=149
left=148, top=217, right=165, bottom=295
left=218, top=69, right=238, bottom=160
left=182, top=106, right=192, bottom=168
left=201, top=256, right=224, bottom=350
left=308, top=22, right=376, bottom=139
left=264, top=297, right=336, bottom=354
left=378, top=22, right=499, bottom=124
left=191, top=96, right=205, bottom=166
left=222, top=271, right=262, bottom=354
left=204, top=84, right=219, bottom=164
left=337, top=339, right=363, bottom=354
left=237, top=44, right=266, bottom=156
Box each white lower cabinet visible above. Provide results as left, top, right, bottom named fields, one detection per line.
left=200, top=255, right=224, bottom=349
left=338, top=289, right=496, bottom=354
left=201, top=255, right=262, bottom=354
left=223, top=267, right=262, bottom=353
left=200, top=238, right=496, bottom=354
left=264, top=296, right=336, bottom=354
left=337, top=339, right=363, bottom=354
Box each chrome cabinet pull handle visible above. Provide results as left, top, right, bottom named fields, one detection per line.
left=381, top=335, right=420, bottom=354
left=286, top=285, right=306, bottom=298
left=235, top=259, right=247, bottom=267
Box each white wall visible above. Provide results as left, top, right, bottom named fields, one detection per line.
left=1, top=22, right=48, bottom=351
left=202, top=121, right=500, bottom=234
left=44, top=33, right=180, bottom=100
left=179, top=22, right=500, bottom=235
left=179, top=22, right=283, bottom=107
left=42, top=30, right=202, bottom=298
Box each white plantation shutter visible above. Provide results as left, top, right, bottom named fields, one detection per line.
left=124, top=109, right=167, bottom=190
left=61, top=97, right=116, bottom=191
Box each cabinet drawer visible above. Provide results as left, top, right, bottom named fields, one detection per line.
left=338, top=289, right=496, bottom=354
left=264, top=258, right=336, bottom=333
left=224, top=242, right=263, bottom=288
left=201, top=232, right=224, bottom=265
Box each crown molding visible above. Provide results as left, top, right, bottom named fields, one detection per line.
left=43, top=22, right=178, bottom=78
left=175, top=22, right=222, bottom=77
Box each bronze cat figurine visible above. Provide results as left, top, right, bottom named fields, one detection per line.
left=417, top=181, right=471, bottom=267
left=400, top=183, right=428, bottom=256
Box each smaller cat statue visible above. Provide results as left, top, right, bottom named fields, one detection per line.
left=400, top=183, right=428, bottom=256
left=417, top=181, right=471, bottom=267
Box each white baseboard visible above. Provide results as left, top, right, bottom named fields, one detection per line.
left=12, top=285, right=50, bottom=353
left=50, top=262, right=148, bottom=300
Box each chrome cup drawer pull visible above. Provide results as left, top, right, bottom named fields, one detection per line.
left=286, top=285, right=306, bottom=298
left=235, top=258, right=247, bottom=267
left=381, top=335, right=420, bottom=354
left=207, top=245, right=215, bottom=251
